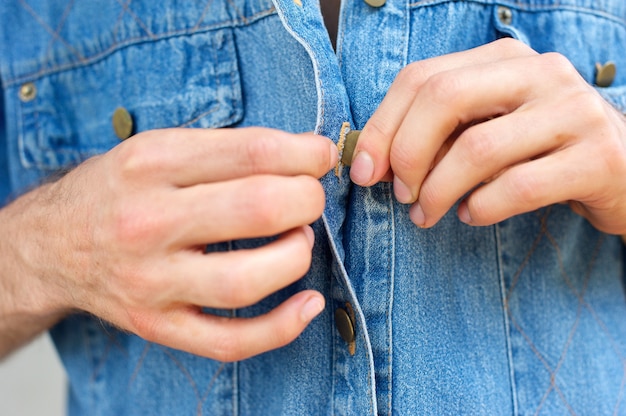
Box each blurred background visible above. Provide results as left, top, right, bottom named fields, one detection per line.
left=0, top=333, right=66, bottom=416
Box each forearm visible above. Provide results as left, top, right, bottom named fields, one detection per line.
left=0, top=184, right=71, bottom=360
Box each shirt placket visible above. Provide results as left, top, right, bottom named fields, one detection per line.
left=272, top=0, right=379, bottom=414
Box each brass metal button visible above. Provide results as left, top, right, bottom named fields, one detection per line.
left=19, top=82, right=37, bottom=102
left=364, top=0, right=385, bottom=8
left=112, top=107, right=134, bottom=140
left=341, top=130, right=360, bottom=166
left=595, top=61, right=616, bottom=88
left=497, top=6, right=513, bottom=25
left=334, top=307, right=355, bottom=344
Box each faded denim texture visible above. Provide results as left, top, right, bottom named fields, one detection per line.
left=1, top=0, right=626, bottom=414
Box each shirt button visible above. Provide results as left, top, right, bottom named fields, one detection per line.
left=595, top=61, right=616, bottom=88
left=335, top=304, right=356, bottom=355
left=334, top=307, right=355, bottom=343
left=497, top=6, right=513, bottom=25
left=341, top=129, right=360, bottom=166
left=364, top=0, right=385, bottom=8
left=112, top=107, right=134, bottom=140
left=19, top=82, right=37, bottom=102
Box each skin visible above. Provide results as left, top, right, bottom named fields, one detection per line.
left=3, top=38, right=626, bottom=363
left=0, top=127, right=338, bottom=362
left=350, top=39, right=626, bottom=235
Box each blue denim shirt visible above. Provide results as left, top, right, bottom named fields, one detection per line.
left=2, top=0, right=626, bottom=414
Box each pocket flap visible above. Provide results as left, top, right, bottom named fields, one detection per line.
left=8, top=28, right=242, bottom=171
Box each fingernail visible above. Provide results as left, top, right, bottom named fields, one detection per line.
left=329, top=142, right=339, bottom=169
left=393, top=176, right=414, bottom=204
left=458, top=202, right=472, bottom=225
left=350, top=151, right=374, bottom=185
left=303, top=225, right=315, bottom=248
left=300, top=296, right=324, bottom=323
left=409, top=202, right=426, bottom=227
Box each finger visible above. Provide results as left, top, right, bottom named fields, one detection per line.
left=388, top=52, right=575, bottom=207
left=142, top=290, right=326, bottom=362
left=117, top=127, right=338, bottom=186
left=170, top=227, right=315, bottom=309
left=169, top=174, right=326, bottom=245
left=350, top=38, right=537, bottom=186
left=412, top=107, right=567, bottom=227
left=456, top=145, right=592, bottom=226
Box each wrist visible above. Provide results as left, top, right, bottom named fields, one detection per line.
left=0, top=184, right=73, bottom=327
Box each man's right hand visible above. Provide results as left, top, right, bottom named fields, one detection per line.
left=0, top=127, right=337, bottom=361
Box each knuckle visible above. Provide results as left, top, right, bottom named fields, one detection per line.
left=397, top=61, right=429, bottom=91
left=115, top=139, right=155, bottom=179
left=460, top=127, right=498, bottom=168
left=246, top=179, right=283, bottom=228
left=118, top=269, right=160, bottom=307
left=493, top=37, right=533, bottom=55
left=242, top=132, right=281, bottom=174
left=424, top=72, right=462, bottom=107
left=595, top=138, right=626, bottom=177
left=210, top=332, right=245, bottom=362
left=214, top=268, right=255, bottom=308
left=364, top=115, right=394, bottom=143
left=540, top=52, right=577, bottom=81
left=126, top=309, right=161, bottom=342
left=506, top=169, right=542, bottom=205
left=573, top=90, right=610, bottom=127
left=115, top=129, right=179, bottom=179
left=541, top=51, right=570, bottom=68
left=280, top=243, right=314, bottom=283
left=390, top=143, right=418, bottom=176
left=465, top=192, right=495, bottom=224
left=111, top=204, right=158, bottom=247
left=417, top=183, right=443, bottom=211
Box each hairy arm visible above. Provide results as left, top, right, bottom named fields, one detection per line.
left=0, top=127, right=336, bottom=361
left=0, top=183, right=72, bottom=359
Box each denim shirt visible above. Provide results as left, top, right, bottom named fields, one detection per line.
left=2, top=0, right=626, bottom=414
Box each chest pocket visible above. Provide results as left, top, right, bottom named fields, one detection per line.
left=492, top=1, right=626, bottom=113
left=0, top=0, right=272, bottom=173
left=408, top=0, right=626, bottom=113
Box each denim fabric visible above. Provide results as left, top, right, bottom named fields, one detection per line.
left=2, top=0, right=626, bottom=414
